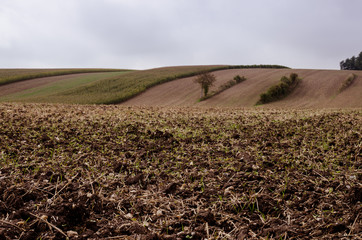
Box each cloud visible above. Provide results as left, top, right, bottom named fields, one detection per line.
left=1, top=0, right=362, bottom=69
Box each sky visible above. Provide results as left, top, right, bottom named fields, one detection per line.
left=1, top=0, right=362, bottom=70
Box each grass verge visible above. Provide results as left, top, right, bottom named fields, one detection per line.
left=0, top=68, right=126, bottom=86
left=338, top=73, right=357, bottom=93
left=200, top=75, right=247, bottom=101
left=0, top=71, right=127, bottom=103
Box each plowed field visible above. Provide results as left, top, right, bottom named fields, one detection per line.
left=122, top=69, right=362, bottom=108
left=0, top=103, right=361, bottom=239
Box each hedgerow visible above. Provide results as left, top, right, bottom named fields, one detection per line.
left=256, top=73, right=301, bottom=105
left=200, top=75, right=247, bottom=101
left=338, top=73, right=357, bottom=93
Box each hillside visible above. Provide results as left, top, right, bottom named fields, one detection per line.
left=1, top=67, right=361, bottom=108
left=0, top=66, right=230, bottom=104
left=122, top=69, right=362, bottom=108
left=0, top=71, right=129, bottom=103
left=0, top=72, right=121, bottom=97
left=0, top=68, right=123, bottom=86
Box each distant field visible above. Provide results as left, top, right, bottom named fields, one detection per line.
left=0, top=66, right=223, bottom=104
left=0, top=68, right=124, bottom=86
left=0, top=71, right=128, bottom=103
left=0, top=65, right=289, bottom=104
left=1, top=65, right=361, bottom=108
left=123, top=68, right=362, bottom=108
left=49, top=65, right=230, bottom=104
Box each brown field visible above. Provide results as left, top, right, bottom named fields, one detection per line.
left=0, top=67, right=361, bottom=239
left=122, top=69, right=362, bottom=108
left=0, top=103, right=361, bottom=239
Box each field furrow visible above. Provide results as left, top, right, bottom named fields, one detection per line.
left=0, top=103, right=360, bottom=239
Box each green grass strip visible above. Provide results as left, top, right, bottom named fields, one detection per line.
left=0, top=68, right=128, bottom=86
left=1, top=72, right=126, bottom=102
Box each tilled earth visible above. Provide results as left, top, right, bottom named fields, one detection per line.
left=0, top=103, right=361, bottom=239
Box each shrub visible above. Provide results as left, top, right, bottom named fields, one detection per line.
left=339, top=74, right=357, bottom=92
left=256, top=73, right=301, bottom=105
left=234, top=75, right=246, bottom=83
left=220, top=80, right=236, bottom=90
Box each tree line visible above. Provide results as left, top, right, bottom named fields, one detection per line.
left=340, top=51, right=362, bottom=70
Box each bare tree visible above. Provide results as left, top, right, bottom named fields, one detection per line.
left=194, top=72, right=216, bottom=98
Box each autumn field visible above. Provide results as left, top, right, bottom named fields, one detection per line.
left=1, top=66, right=361, bottom=108
left=123, top=68, right=362, bottom=108
left=0, top=65, right=287, bottom=105
left=0, top=66, right=225, bottom=104
left=0, top=103, right=361, bottom=239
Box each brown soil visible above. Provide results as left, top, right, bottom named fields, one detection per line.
left=121, top=70, right=236, bottom=107
left=0, top=73, right=101, bottom=97
left=122, top=69, right=362, bottom=108
left=0, top=103, right=361, bottom=239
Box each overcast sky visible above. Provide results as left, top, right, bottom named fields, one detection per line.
left=1, top=0, right=362, bottom=70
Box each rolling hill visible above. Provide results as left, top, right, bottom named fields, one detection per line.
left=0, top=66, right=361, bottom=108
left=122, top=68, right=362, bottom=108
left=0, top=66, right=233, bottom=104
left=0, top=71, right=130, bottom=103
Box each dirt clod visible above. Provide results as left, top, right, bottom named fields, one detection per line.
left=125, top=173, right=144, bottom=185
left=0, top=103, right=361, bottom=239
